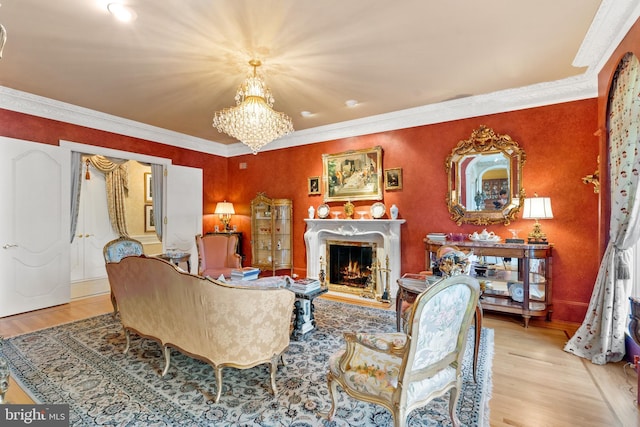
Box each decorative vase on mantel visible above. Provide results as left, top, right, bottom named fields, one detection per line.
left=390, top=204, right=399, bottom=220
left=0, top=336, right=9, bottom=404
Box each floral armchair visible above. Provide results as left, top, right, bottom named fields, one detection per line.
left=325, top=274, right=480, bottom=427
left=103, top=236, right=144, bottom=316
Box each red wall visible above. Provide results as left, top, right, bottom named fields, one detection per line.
left=227, top=100, right=600, bottom=323
left=0, top=98, right=599, bottom=324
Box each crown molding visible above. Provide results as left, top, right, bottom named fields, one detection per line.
left=0, top=86, right=231, bottom=157
left=2, top=73, right=596, bottom=158
left=243, top=73, right=597, bottom=154
left=573, top=0, right=640, bottom=71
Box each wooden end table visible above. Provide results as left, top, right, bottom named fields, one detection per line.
left=156, top=252, right=191, bottom=273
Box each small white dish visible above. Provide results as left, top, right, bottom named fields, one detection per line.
left=370, top=202, right=386, bottom=219
left=317, top=204, right=330, bottom=219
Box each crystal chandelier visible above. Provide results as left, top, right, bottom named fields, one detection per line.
left=213, top=59, right=294, bottom=154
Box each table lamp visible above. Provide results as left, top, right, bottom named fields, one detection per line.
left=522, top=194, right=553, bottom=243
left=214, top=201, right=235, bottom=231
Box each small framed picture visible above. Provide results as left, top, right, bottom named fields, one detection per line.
left=144, top=204, right=155, bottom=232
left=144, top=172, right=153, bottom=203
left=308, top=176, right=321, bottom=195
left=384, top=168, right=403, bottom=191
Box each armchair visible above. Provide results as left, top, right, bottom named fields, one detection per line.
left=195, top=233, right=242, bottom=278
left=325, top=274, right=480, bottom=427
left=103, top=236, right=144, bottom=316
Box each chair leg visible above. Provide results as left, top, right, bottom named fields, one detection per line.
left=324, top=373, right=340, bottom=420
left=161, top=346, right=171, bottom=377
left=122, top=328, right=131, bottom=354
left=473, top=302, right=483, bottom=382
left=110, top=292, right=118, bottom=318
left=448, top=386, right=461, bottom=427
left=269, top=355, right=279, bottom=396
left=214, top=366, right=223, bottom=403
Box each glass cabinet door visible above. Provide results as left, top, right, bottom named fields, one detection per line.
left=251, top=193, right=292, bottom=275
left=272, top=200, right=292, bottom=270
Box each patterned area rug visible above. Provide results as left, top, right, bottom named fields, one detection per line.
left=4, top=298, right=493, bottom=426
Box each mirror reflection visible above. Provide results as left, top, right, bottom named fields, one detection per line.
left=446, top=126, right=526, bottom=225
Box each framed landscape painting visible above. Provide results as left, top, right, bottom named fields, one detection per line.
left=322, top=146, right=383, bottom=202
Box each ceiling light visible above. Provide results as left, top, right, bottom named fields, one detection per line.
left=300, top=111, right=313, bottom=117
left=345, top=99, right=358, bottom=108
left=107, top=3, right=137, bottom=22
left=212, top=59, right=294, bottom=154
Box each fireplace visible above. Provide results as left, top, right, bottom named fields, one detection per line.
left=304, top=218, right=405, bottom=298
left=327, top=241, right=376, bottom=294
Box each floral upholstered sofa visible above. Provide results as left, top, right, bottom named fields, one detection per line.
left=105, top=255, right=295, bottom=402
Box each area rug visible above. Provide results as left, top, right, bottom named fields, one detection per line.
left=4, top=299, right=494, bottom=426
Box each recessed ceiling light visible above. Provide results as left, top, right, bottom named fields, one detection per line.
left=345, top=99, right=358, bottom=108
left=300, top=111, right=313, bottom=118
left=107, top=3, right=137, bottom=22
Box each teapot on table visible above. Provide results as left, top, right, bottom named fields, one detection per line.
left=479, top=229, right=495, bottom=240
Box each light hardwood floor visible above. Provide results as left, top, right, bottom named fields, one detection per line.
left=1, top=294, right=639, bottom=427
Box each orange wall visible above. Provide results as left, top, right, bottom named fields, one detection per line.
left=0, top=98, right=599, bottom=324
left=227, top=100, right=600, bottom=323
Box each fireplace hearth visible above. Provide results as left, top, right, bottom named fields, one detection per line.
left=328, top=241, right=375, bottom=291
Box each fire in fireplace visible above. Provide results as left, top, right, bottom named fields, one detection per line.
left=327, top=241, right=376, bottom=292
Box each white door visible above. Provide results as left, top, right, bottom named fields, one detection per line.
left=164, top=164, right=202, bottom=273
left=0, top=137, right=70, bottom=317
left=70, top=161, right=117, bottom=282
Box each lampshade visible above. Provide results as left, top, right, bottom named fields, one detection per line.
left=522, top=196, right=553, bottom=220
left=522, top=195, right=553, bottom=243
left=213, top=59, right=294, bottom=154
left=214, top=202, right=235, bottom=216
left=214, top=201, right=235, bottom=231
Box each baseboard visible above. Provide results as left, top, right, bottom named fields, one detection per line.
left=71, top=278, right=110, bottom=300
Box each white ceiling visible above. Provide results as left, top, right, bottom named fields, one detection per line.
left=0, top=1, right=638, bottom=155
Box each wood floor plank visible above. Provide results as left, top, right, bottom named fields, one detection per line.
left=0, top=294, right=637, bottom=426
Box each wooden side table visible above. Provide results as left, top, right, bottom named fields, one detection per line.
left=396, top=273, right=483, bottom=382
left=156, top=252, right=191, bottom=272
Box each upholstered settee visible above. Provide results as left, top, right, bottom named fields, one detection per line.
left=196, top=233, right=242, bottom=278
left=105, top=255, right=295, bottom=402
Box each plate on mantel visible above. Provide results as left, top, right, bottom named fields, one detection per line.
left=317, top=204, right=330, bottom=219
left=370, top=202, right=386, bottom=219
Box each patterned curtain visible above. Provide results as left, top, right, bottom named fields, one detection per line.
left=88, top=155, right=130, bottom=237
left=69, top=152, right=83, bottom=243
left=564, top=53, right=640, bottom=364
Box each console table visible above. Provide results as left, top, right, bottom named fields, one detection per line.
left=424, top=239, right=553, bottom=327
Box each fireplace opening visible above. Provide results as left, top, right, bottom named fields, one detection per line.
left=327, top=241, right=376, bottom=289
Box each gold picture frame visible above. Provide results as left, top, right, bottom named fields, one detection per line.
left=384, top=167, right=403, bottom=190
left=308, top=176, right=321, bottom=195
left=144, top=172, right=153, bottom=203
left=322, top=146, right=383, bottom=202
left=144, top=204, right=155, bottom=232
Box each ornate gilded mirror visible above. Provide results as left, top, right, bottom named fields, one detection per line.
left=446, top=125, right=526, bottom=225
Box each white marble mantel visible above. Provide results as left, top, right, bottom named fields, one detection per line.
left=304, top=219, right=405, bottom=297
